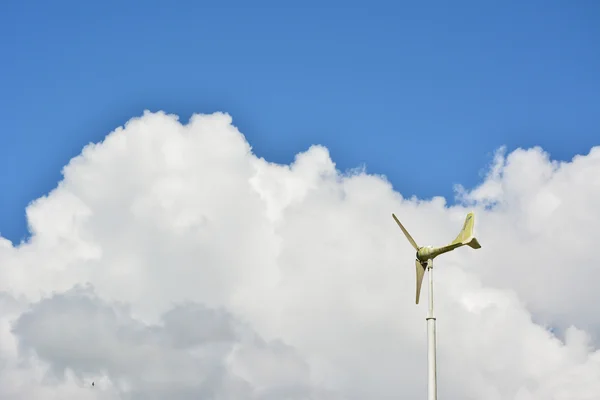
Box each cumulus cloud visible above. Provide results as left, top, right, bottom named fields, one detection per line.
left=0, top=110, right=599, bottom=399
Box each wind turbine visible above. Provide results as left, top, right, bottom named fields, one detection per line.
left=392, top=212, right=481, bottom=400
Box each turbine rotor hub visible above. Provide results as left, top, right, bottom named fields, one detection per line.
left=417, top=246, right=434, bottom=261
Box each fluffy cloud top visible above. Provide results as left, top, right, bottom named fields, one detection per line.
left=0, top=110, right=599, bottom=399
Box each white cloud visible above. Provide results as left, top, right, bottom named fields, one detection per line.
left=0, top=110, right=599, bottom=399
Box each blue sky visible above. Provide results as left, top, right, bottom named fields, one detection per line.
left=1, top=0, right=598, bottom=244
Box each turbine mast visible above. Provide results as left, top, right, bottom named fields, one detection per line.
left=426, top=259, right=437, bottom=400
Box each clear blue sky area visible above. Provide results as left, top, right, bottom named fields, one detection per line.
left=1, top=0, right=599, bottom=244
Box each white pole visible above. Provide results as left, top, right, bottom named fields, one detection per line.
left=426, top=259, right=437, bottom=400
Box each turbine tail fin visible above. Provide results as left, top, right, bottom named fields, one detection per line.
left=467, top=237, right=481, bottom=249
left=451, top=212, right=481, bottom=249
left=415, top=260, right=425, bottom=304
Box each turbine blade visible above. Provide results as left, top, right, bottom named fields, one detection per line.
left=392, top=213, right=419, bottom=250
left=415, top=259, right=425, bottom=304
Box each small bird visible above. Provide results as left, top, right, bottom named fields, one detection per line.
left=92, top=382, right=95, bottom=387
